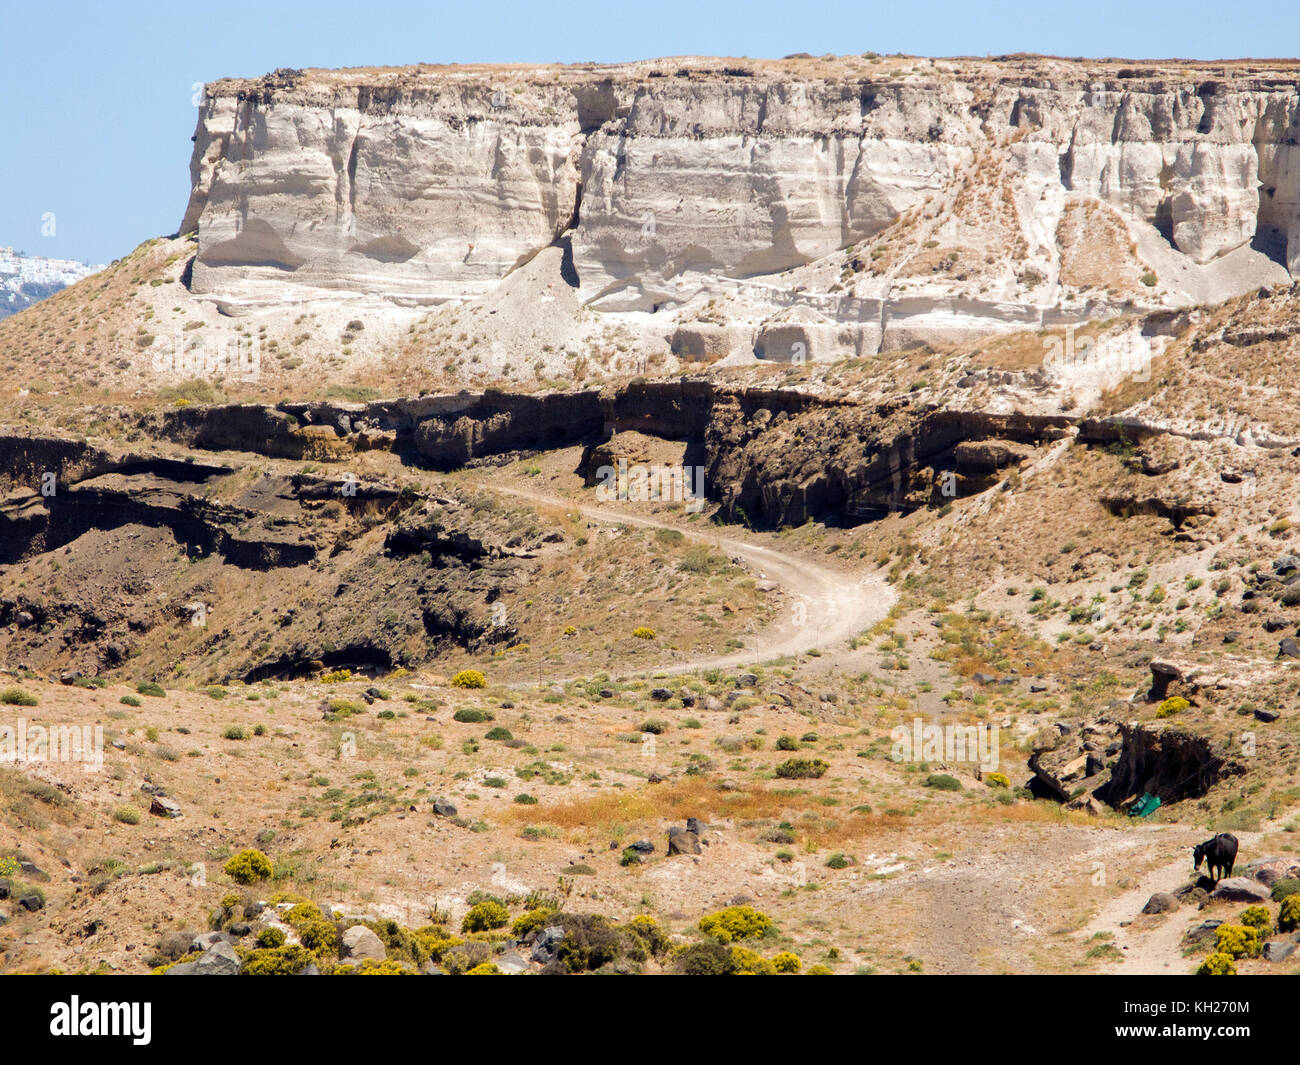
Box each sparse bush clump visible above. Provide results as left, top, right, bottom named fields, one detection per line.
left=451, top=669, right=487, bottom=689
left=698, top=905, right=773, bottom=943
left=0, top=687, right=38, bottom=706
left=461, top=900, right=510, bottom=933
left=1279, top=894, right=1300, bottom=932
left=924, top=773, right=962, bottom=791
left=224, top=848, right=273, bottom=885
left=631, top=627, right=656, bottom=640
left=136, top=682, right=165, bottom=698
left=774, top=758, right=829, bottom=779
left=453, top=708, right=493, bottom=723
left=1156, top=696, right=1189, bottom=718
left=1196, top=952, right=1236, bottom=976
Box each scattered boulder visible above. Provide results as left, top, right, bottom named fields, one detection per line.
left=1182, top=919, right=1223, bottom=950
left=432, top=799, right=458, bottom=817
left=1263, top=940, right=1296, bottom=962
left=649, top=688, right=673, bottom=701
left=627, top=840, right=655, bottom=854
left=668, top=830, right=702, bottom=856
left=191, top=931, right=236, bottom=952
left=497, top=951, right=529, bottom=974
left=170, top=941, right=240, bottom=976
left=149, top=795, right=182, bottom=818
left=737, top=673, right=759, bottom=688
left=18, top=893, right=44, bottom=912
left=1280, top=638, right=1300, bottom=659
left=1254, top=708, right=1280, bottom=723
left=1141, top=892, right=1179, bottom=915
left=340, top=925, right=387, bottom=962
left=530, top=925, right=565, bottom=964
left=1209, top=877, right=1271, bottom=903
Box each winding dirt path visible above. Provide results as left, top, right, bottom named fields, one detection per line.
left=486, top=482, right=895, bottom=677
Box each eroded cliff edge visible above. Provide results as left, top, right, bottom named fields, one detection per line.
left=181, top=55, right=1300, bottom=361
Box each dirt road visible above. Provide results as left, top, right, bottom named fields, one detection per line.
left=487, top=482, right=895, bottom=677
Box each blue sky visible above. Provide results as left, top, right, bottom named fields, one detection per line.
left=1, top=0, right=1295, bottom=264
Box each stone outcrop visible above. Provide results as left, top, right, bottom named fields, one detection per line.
left=180, top=58, right=1300, bottom=359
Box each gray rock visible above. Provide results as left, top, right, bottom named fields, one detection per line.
left=1210, top=877, right=1272, bottom=903
left=191, top=931, right=236, bottom=952
left=1279, top=638, right=1300, bottom=659
left=340, top=925, right=387, bottom=962
left=497, top=951, right=529, bottom=974
left=668, top=830, right=702, bottom=856
left=1263, top=940, right=1296, bottom=962
left=18, top=894, right=44, bottom=912
left=299, top=961, right=321, bottom=975
left=1255, top=708, right=1281, bottom=722
left=193, top=941, right=240, bottom=975
left=649, top=687, right=673, bottom=701
left=1141, top=892, right=1180, bottom=915
left=627, top=839, right=655, bottom=853
left=685, top=817, right=705, bottom=835
left=737, top=673, right=759, bottom=688
left=432, top=798, right=458, bottom=817
left=149, top=795, right=182, bottom=818
left=530, top=925, right=565, bottom=963
left=1182, top=919, right=1223, bottom=950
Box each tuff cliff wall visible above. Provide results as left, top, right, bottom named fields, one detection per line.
left=180, top=56, right=1300, bottom=356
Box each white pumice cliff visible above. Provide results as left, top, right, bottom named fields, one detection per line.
left=181, top=56, right=1300, bottom=365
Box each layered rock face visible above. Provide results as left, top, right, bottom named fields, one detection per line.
left=182, top=58, right=1300, bottom=358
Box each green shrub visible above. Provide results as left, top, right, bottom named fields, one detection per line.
left=698, top=905, right=773, bottom=943
left=0, top=687, right=38, bottom=706
left=224, top=848, right=273, bottom=885
left=674, top=942, right=738, bottom=975
left=775, top=735, right=799, bottom=751
left=730, top=945, right=776, bottom=974
left=241, top=944, right=314, bottom=975
left=119, top=694, right=142, bottom=707
left=639, top=719, right=668, bottom=735
left=774, top=758, right=829, bottom=780
left=1271, top=878, right=1300, bottom=902
left=556, top=914, right=625, bottom=973
left=1156, top=696, right=1189, bottom=718
left=451, top=669, right=487, bottom=689
left=256, top=927, right=286, bottom=948
left=1214, top=924, right=1261, bottom=959
left=924, top=773, right=962, bottom=791
left=511, top=908, right=555, bottom=937
left=461, top=900, right=509, bottom=933
left=222, top=725, right=247, bottom=740
left=453, top=707, right=493, bottom=723
left=1196, top=952, right=1236, bottom=976
left=1279, top=894, right=1300, bottom=933
left=484, top=726, right=513, bottom=741
left=112, top=805, right=142, bottom=825
left=136, top=682, right=165, bottom=698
